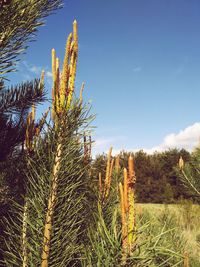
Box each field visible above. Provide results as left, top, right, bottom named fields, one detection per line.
left=136, top=203, right=200, bottom=266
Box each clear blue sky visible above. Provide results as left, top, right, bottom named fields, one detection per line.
left=8, top=0, right=200, bottom=155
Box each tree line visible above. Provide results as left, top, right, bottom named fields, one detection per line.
left=92, top=148, right=193, bottom=203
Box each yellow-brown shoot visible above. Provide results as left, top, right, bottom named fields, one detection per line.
left=127, top=155, right=136, bottom=252
left=123, top=168, right=128, bottom=212
left=41, top=144, right=62, bottom=267
left=115, top=154, right=120, bottom=173
left=108, top=158, right=114, bottom=190
left=73, top=20, right=78, bottom=53
left=179, top=156, right=184, bottom=170
left=98, top=147, right=114, bottom=201
left=32, top=104, right=36, bottom=121
left=52, top=49, right=56, bottom=85
left=119, top=182, right=128, bottom=264
left=40, top=70, right=45, bottom=91
left=66, top=20, right=78, bottom=110
left=55, top=57, right=60, bottom=111
left=183, top=251, right=189, bottom=267
left=25, top=100, right=48, bottom=151
left=104, top=147, right=113, bottom=197
left=51, top=20, right=79, bottom=122
left=60, top=33, right=72, bottom=107
left=35, top=109, right=49, bottom=137
left=119, top=155, right=136, bottom=263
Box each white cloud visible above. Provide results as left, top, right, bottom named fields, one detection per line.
left=136, top=122, right=200, bottom=154
left=46, top=71, right=52, bottom=77
left=92, top=122, right=200, bottom=157
left=163, top=122, right=200, bottom=148
left=30, top=65, right=42, bottom=74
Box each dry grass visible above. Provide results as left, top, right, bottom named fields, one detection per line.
left=136, top=202, right=200, bottom=265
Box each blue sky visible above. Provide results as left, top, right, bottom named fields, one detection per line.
left=8, top=0, right=200, bottom=155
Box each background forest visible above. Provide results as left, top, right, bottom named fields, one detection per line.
left=92, top=148, right=192, bottom=204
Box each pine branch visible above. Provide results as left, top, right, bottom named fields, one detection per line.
left=178, top=148, right=200, bottom=201
left=0, top=114, right=25, bottom=161
left=0, top=79, right=45, bottom=114
left=181, top=169, right=200, bottom=197
left=0, top=0, right=62, bottom=78
left=1, top=103, right=94, bottom=266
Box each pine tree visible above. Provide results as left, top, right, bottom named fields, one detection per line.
left=0, top=0, right=62, bottom=261
left=1, top=20, right=95, bottom=266
left=0, top=0, right=63, bottom=195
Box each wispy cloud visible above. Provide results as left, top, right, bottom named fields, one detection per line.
left=173, top=58, right=188, bottom=76
left=46, top=71, right=52, bottom=78
left=21, top=73, right=32, bottom=82
left=92, top=137, right=115, bottom=155
left=132, top=66, right=142, bottom=72
left=92, top=136, right=124, bottom=156
left=174, top=65, right=184, bottom=75
left=21, top=61, right=52, bottom=85
left=30, top=65, right=42, bottom=74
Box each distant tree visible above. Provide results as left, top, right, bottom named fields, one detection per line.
left=92, top=153, right=107, bottom=181
left=159, top=149, right=191, bottom=200
left=163, top=182, right=174, bottom=203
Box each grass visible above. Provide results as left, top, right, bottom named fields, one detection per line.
left=135, top=202, right=200, bottom=266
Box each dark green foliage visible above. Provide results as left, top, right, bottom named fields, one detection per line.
left=0, top=79, right=45, bottom=261
left=0, top=79, right=45, bottom=161
left=0, top=79, right=45, bottom=114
